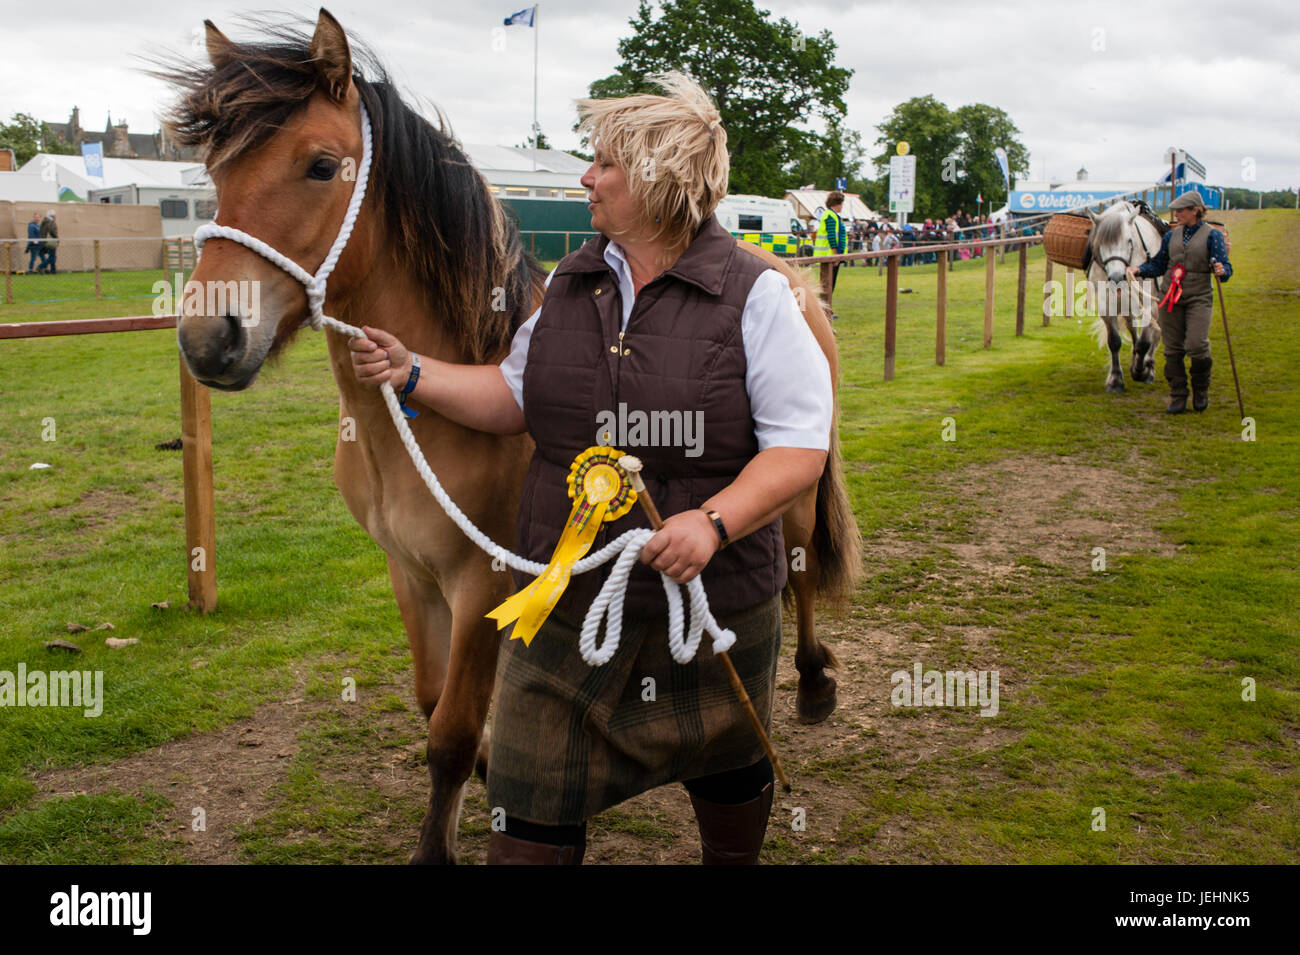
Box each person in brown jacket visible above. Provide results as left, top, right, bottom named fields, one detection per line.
left=347, top=73, right=833, bottom=865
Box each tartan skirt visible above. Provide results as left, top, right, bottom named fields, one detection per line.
left=485, top=592, right=783, bottom=826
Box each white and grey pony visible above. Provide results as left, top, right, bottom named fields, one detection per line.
left=1086, top=200, right=1164, bottom=393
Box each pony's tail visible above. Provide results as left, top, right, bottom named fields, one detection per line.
left=811, top=413, right=862, bottom=604
left=1089, top=316, right=1109, bottom=350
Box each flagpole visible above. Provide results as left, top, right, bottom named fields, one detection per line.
left=532, top=4, right=539, bottom=171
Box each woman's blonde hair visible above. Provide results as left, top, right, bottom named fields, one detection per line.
left=576, top=72, right=729, bottom=261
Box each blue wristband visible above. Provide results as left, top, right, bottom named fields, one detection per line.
left=398, top=353, right=421, bottom=418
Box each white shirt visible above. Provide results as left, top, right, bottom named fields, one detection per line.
left=498, top=240, right=833, bottom=451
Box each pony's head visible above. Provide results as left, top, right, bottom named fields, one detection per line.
left=1088, top=200, right=1143, bottom=288
left=155, top=9, right=540, bottom=390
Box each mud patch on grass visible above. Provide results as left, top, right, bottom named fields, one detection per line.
left=28, top=676, right=426, bottom=864
left=866, top=453, right=1178, bottom=580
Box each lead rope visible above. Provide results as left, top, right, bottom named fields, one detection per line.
left=193, top=100, right=735, bottom=665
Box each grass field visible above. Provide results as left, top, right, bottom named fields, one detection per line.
left=0, top=210, right=1296, bottom=864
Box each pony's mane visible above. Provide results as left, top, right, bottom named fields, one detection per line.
left=1092, top=201, right=1134, bottom=248
left=149, top=17, right=544, bottom=361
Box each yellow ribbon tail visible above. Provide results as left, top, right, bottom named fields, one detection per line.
left=486, top=499, right=607, bottom=645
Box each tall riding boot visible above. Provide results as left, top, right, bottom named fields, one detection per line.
left=1164, top=354, right=1188, bottom=414
left=486, top=831, right=585, bottom=865
left=1190, top=356, right=1213, bottom=412
left=689, top=782, right=774, bottom=865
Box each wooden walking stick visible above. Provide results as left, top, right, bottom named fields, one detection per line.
left=1212, top=262, right=1246, bottom=420
left=618, top=455, right=792, bottom=792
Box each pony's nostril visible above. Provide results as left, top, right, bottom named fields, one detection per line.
left=219, top=312, right=244, bottom=363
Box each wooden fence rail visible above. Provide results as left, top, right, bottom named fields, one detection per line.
left=789, top=234, right=1046, bottom=379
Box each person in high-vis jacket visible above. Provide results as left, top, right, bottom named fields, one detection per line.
left=1128, top=190, right=1232, bottom=413
left=813, top=191, right=848, bottom=292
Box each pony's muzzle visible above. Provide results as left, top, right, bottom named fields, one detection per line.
left=178, top=312, right=246, bottom=388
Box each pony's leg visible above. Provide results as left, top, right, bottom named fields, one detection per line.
left=1104, top=318, right=1126, bottom=393
left=784, top=487, right=839, bottom=724
left=388, top=556, right=450, bottom=721
left=1140, top=321, right=1160, bottom=383
left=411, top=568, right=503, bottom=866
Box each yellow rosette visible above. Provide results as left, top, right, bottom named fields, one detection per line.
left=486, top=446, right=637, bottom=645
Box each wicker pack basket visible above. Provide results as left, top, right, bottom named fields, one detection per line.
left=1043, top=213, right=1092, bottom=269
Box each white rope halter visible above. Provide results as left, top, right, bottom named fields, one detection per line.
left=192, top=100, right=735, bottom=665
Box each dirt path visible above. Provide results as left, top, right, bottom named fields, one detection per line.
left=28, top=452, right=1176, bottom=863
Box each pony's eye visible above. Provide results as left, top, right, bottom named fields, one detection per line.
left=308, top=158, right=338, bottom=181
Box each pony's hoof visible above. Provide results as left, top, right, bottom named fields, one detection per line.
left=408, top=846, right=457, bottom=865
left=1106, top=382, right=1125, bottom=394
left=796, top=675, right=838, bottom=724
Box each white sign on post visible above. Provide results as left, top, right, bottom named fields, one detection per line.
left=889, top=154, right=916, bottom=214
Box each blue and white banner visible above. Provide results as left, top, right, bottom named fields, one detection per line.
left=1010, top=189, right=1125, bottom=213
left=504, top=6, right=536, bottom=25
left=993, top=147, right=1010, bottom=190
left=81, top=141, right=103, bottom=178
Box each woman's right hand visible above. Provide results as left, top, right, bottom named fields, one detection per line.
left=349, top=325, right=412, bottom=390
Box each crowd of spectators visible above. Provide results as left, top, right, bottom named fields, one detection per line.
left=813, top=210, right=1040, bottom=267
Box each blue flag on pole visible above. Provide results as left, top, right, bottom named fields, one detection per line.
left=81, top=142, right=104, bottom=178
left=993, top=147, right=1010, bottom=190
left=504, top=6, right=535, bottom=25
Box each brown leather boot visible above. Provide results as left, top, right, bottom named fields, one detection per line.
left=1164, top=354, right=1188, bottom=414
left=1190, top=356, right=1212, bottom=412
left=689, top=782, right=774, bottom=865
left=487, top=831, right=584, bottom=865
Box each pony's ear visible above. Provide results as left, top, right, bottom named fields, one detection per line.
left=1086, top=207, right=1099, bottom=222
left=1127, top=206, right=1140, bottom=224
left=205, top=20, right=239, bottom=70
left=310, top=8, right=353, bottom=102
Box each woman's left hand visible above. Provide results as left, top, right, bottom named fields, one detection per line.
left=639, top=509, right=721, bottom=584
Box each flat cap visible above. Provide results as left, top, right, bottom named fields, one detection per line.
left=1170, top=191, right=1206, bottom=210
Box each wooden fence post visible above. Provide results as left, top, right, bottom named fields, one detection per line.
left=93, top=240, right=102, bottom=300
left=935, top=250, right=947, bottom=365
left=564, top=232, right=571, bottom=257
left=1015, top=243, right=1027, bottom=336
left=1043, top=257, right=1053, bottom=326
left=984, top=251, right=995, bottom=348
left=179, top=357, right=217, bottom=612
left=884, top=255, right=898, bottom=380
left=1066, top=268, right=1075, bottom=318
left=4, top=242, right=11, bottom=305
left=820, top=261, right=834, bottom=315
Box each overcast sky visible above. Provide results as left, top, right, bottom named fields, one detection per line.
left=4, top=0, right=1297, bottom=191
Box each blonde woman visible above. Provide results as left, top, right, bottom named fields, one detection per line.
left=349, top=73, right=833, bottom=864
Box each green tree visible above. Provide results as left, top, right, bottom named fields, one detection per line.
left=872, top=95, right=960, bottom=220
left=0, top=113, right=75, bottom=165
left=953, top=103, right=1029, bottom=212
left=518, top=129, right=552, bottom=150
left=1221, top=186, right=1296, bottom=210
left=587, top=0, right=853, bottom=197
left=872, top=97, right=1030, bottom=220
left=785, top=115, right=866, bottom=193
